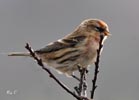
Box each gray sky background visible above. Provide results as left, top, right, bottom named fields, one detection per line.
left=0, top=0, right=139, bottom=100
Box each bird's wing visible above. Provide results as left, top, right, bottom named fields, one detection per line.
left=35, top=41, right=70, bottom=54
left=35, top=35, right=86, bottom=54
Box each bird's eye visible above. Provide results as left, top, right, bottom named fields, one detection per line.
left=94, top=26, right=105, bottom=33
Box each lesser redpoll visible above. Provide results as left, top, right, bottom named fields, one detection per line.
left=8, top=19, right=110, bottom=76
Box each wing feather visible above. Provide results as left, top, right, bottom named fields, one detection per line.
left=35, top=35, right=86, bottom=54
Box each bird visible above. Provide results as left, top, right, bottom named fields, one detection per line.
left=8, top=19, right=110, bottom=76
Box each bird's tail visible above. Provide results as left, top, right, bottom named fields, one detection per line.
left=8, top=52, right=30, bottom=56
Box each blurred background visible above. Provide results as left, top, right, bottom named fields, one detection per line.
left=0, top=0, right=139, bottom=100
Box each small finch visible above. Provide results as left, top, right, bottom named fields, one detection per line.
left=8, top=19, right=110, bottom=76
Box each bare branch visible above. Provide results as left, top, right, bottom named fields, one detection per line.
left=73, top=65, right=88, bottom=99
left=78, top=67, right=87, bottom=97
left=25, top=43, right=84, bottom=100
left=91, top=35, right=104, bottom=99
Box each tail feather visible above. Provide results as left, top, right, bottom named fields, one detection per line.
left=8, top=52, right=30, bottom=56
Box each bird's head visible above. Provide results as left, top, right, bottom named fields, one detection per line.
left=79, top=19, right=110, bottom=37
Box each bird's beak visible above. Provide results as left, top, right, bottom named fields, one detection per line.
left=104, top=30, right=111, bottom=36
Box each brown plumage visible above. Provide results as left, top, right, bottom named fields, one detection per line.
left=8, top=19, right=110, bottom=76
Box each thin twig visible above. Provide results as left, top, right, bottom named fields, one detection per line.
left=78, top=68, right=86, bottom=96
left=72, top=74, right=80, bottom=81
left=91, top=35, right=104, bottom=99
left=73, top=65, right=88, bottom=98
left=25, top=43, right=83, bottom=100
